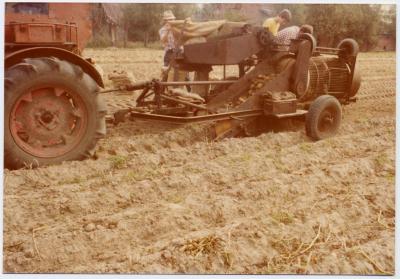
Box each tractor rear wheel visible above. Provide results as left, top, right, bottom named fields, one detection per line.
left=4, top=57, right=106, bottom=169
left=305, top=95, right=342, bottom=140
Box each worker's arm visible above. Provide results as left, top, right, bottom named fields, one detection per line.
left=263, top=18, right=279, bottom=36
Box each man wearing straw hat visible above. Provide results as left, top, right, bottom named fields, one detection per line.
left=159, top=10, right=178, bottom=67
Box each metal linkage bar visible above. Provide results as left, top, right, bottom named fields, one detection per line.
left=160, top=94, right=212, bottom=112
left=159, top=80, right=236, bottom=86
left=273, top=109, right=307, bottom=119
left=129, top=109, right=264, bottom=124
left=99, top=80, right=236, bottom=94
left=316, top=46, right=341, bottom=51
left=315, top=47, right=340, bottom=55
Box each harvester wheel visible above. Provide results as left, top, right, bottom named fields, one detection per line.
left=4, top=57, right=106, bottom=169
left=337, top=38, right=359, bottom=59
left=297, top=33, right=317, bottom=53
left=305, top=95, right=342, bottom=140
left=349, top=63, right=361, bottom=98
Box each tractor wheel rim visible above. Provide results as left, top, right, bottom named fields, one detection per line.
left=318, top=109, right=335, bottom=134
left=10, top=86, right=88, bottom=158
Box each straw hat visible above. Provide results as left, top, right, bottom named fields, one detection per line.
left=163, top=10, right=176, bottom=21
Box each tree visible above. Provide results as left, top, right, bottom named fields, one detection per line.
left=196, top=3, right=219, bottom=21
left=119, top=3, right=390, bottom=50
left=304, top=4, right=382, bottom=49
left=379, top=5, right=396, bottom=36
left=88, top=3, right=114, bottom=47
left=123, top=3, right=164, bottom=47
left=122, top=3, right=199, bottom=46
left=167, top=3, right=198, bottom=20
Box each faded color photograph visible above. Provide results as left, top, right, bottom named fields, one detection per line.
left=3, top=2, right=396, bottom=274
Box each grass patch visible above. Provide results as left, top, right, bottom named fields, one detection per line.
left=354, top=117, right=369, bottom=124
left=124, top=41, right=163, bottom=49
left=299, top=142, right=312, bottom=152
left=124, top=168, right=160, bottom=182
left=240, top=153, right=252, bottom=161
left=385, top=173, right=395, bottom=184
left=271, top=211, right=294, bottom=225
left=182, top=235, right=224, bottom=256
left=58, top=176, right=83, bottom=185
left=109, top=155, right=128, bottom=169
left=273, top=158, right=290, bottom=174
left=86, top=40, right=163, bottom=50
left=166, top=193, right=185, bottom=204
left=374, top=153, right=389, bottom=170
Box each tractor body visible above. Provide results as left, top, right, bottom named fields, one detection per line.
left=5, top=2, right=93, bottom=54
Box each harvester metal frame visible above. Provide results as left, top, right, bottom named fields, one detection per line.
left=107, top=27, right=360, bottom=142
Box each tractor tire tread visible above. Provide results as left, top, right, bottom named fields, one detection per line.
left=4, top=57, right=106, bottom=169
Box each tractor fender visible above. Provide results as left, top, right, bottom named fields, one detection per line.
left=5, top=47, right=104, bottom=88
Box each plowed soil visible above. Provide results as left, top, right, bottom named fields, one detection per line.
left=3, top=49, right=395, bottom=274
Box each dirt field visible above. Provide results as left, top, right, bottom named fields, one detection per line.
left=3, top=48, right=395, bottom=274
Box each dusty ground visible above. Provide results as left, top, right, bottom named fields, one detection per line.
left=3, top=48, right=395, bottom=274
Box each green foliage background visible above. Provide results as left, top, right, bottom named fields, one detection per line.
left=92, top=3, right=396, bottom=50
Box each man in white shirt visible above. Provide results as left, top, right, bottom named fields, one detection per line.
left=275, top=24, right=314, bottom=46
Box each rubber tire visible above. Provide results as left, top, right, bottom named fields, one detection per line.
left=337, top=38, right=359, bottom=59
left=305, top=95, right=342, bottom=141
left=297, top=33, right=317, bottom=54
left=349, top=63, right=361, bottom=98
left=4, top=57, right=106, bottom=169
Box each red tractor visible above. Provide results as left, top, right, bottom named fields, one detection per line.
left=4, top=3, right=106, bottom=169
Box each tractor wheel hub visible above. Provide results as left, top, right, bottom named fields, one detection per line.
left=10, top=86, right=87, bottom=158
